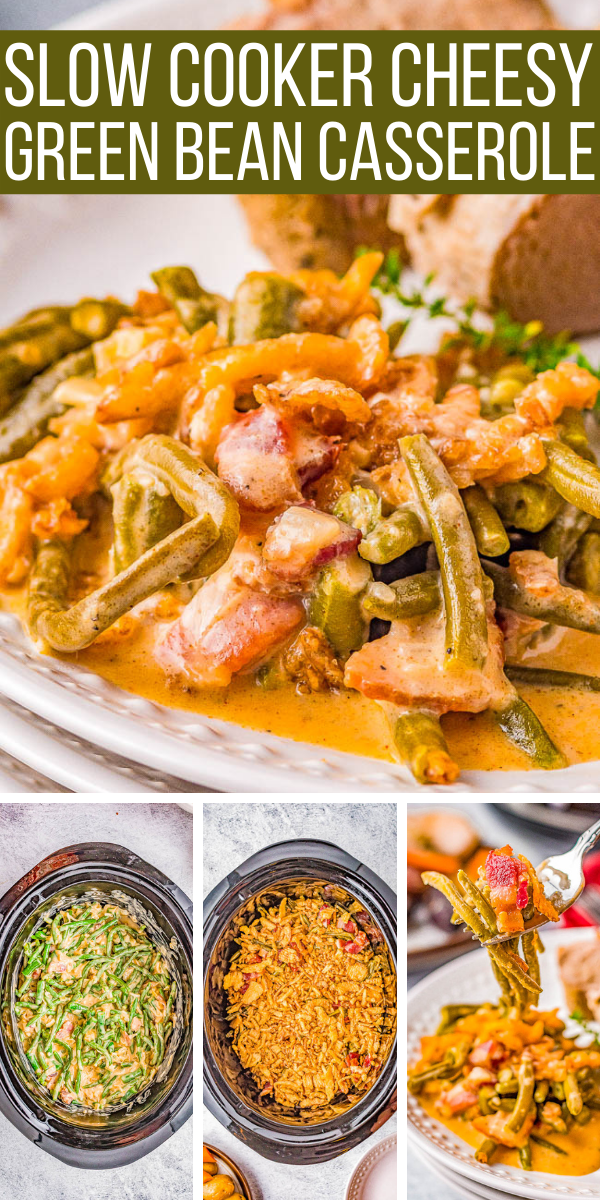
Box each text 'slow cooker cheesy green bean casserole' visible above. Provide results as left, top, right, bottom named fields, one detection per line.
left=1, top=252, right=600, bottom=782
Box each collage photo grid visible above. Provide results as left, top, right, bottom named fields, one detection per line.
left=1, top=2, right=600, bottom=1200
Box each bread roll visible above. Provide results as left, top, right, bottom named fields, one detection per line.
left=388, top=194, right=600, bottom=334
left=238, top=194, right=399, bottom=272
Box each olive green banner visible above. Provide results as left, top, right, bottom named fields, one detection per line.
left=0, top=31, right=597, bottom=192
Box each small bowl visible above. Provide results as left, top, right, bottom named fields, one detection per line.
left=204, top=1143, right=253, bottom=1198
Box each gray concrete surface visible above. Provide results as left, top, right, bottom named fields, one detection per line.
left=0, top=800, right=192, bottom=1200
left=203, top=800, right=398, bottom=1200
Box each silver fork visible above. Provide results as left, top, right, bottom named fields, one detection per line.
left=484, top=817, right=600, bottom=946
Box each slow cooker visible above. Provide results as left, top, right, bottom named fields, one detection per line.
left=203, top=838, right=397, bottom=1164
left=0, top=841, right=193, bottom=1169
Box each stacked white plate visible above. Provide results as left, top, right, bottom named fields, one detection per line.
left=408, top=928, right=600, bottom=1200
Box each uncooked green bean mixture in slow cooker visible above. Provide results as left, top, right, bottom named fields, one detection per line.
left=15, top=901, right=175, bottom=1110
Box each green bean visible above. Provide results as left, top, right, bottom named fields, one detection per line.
left=421, top=872, right=488, bottom=938
left=151, top=265, right=229, bottom=335
left=539, top=503, right=592, bottom=570
left=505, top=664, right=600, bottom=694
left=506, top=1059, right=535, bottom=1132
left=401, top=434, right=488, bottom=671
left=28, top=435, right=239, bottom=652
left=0, top=347, right=95, bottom=464
left=462, top=486, right=510, bottom=557
left=521, top=931, right=540, bottom=987
left=555, top=407, right=592, bottom=458
left=485, top=559, right=600, bottom=634
left=389, top=709, right=459, bottom=786
left=478, top=1087, right=495, bottom=1116
left=358, top=505, right=429, bottom=565
left=530, top=1134, right=568, bottom=1155
left=435, top=1004, right=481, bottom=1034
left=551, top=1080, right=565, bottom=1101
left=362, top=572, right=440, bottom=621
left=333, top=485, right=381, bottom=536
left=492, top=689, right=566, bottom=770
left=574, top=1104, right=591, bottom=1124
left=564, top=1072, right=583, bottom=1116
left=308, top=552, right=371, bottom=658
left=567, top=531, right=600, bottom=594
left=229, top=274, right=304, bottom=343
left=475, top=1138, right=497, bottom=1164
left=496, top=1080, right=519, bottom=1095
left=492, top=479, right=562, bottom=532
left=70, top=298, right=129, bottom=341
left=542, top=438, right=600, bottom=519
left=519, top=1142, right=532, bottom=1170
left=111, top=470, right=183, bottom=573
left=456, top=871, right=498, bottom=934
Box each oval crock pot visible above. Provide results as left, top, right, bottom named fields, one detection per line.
left=0, top=842, right=193, bottom=1169
left=203, top=838, right=397, bottom=1164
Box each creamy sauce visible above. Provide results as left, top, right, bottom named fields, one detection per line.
left=2, top=584, right=600, bottom=773
left=419, top=1095, right=600, bottom=1177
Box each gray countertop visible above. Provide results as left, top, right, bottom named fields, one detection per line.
left=203, top=800, right=398, bottom=1200
left=0, top=799, right=192, bottom=1200
left=407, top=799, right=585, bottom=1200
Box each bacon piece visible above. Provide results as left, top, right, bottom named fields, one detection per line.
left=485, top=846, right=532, bottom=933
left=215, top=404, right=303, bottom=511
left=439, top=1081, right=479, bottom=1115
left=291, top=423, right=339, bottom=486
left=469, top=1040, right=501, bottom=1067
left=344, top=606, right=507, bottom=715
left=263, top=506, right=361, bottom=582
left=158, top=572, right=303, bottom=687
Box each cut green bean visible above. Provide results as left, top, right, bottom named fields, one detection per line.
left=388, top=708, right=459, bottom=786
left=28, top=435, right=239, bottom=652
left=333, top=485, right=381, bottom=536
left=475, top=1138, right=497, bottom=1164
left=567, top=531, right=600, bottom=594
left=401, top=434, right=488, bottom=671
left=0, top=347, right=95, bottom=464
left=462, top=485, right=510, bottom=557
left=151, top=265, right=229, bottom=335
left=530, top=1134, right=568, bottom=1156
left=111, top=471, right=183, bottom=573
left=505, top=664, right=600, bottom=694
left=542, top=438, right=600, bottom=519
left=539, top=502, right=592, bottom=571
left=309, top=553, right=371, bottom=658
left=485, top=559, right=600, bottom=634
left=506, top=1059, right=535, bottom=1132
left=229, top=273, right=304, bottom=343
left=492, top=478, right=562, bottom=532
left=492, top=689, right=566, bottom=770
left=358, top=505, right=429, bottom=565
left=362, top=572, right=440, bottom=621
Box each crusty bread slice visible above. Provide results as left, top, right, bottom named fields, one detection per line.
left=388, top=194, right=600, bottom=335
left=233, top=0, right=559, bottom=30
left=558, top=935, right=600, bottom=1021
left=238, top=194, right=400, bottom=273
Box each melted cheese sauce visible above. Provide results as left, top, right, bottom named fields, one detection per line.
left=2, top=581, right=600, bottom=773
left=419, top=1095, right=600, bottom=1177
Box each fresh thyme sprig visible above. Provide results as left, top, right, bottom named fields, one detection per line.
left=363, top=247, right=600, bottom=382
left=570, top=1008, right=600, bottom=1049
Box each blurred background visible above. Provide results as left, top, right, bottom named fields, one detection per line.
left=408, top=800, right=600, bottom=1199
left=3, top=0, right=600, bottom=28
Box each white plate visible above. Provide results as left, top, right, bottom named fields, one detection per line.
left=412, top=1141, right=518, bottom=1200
left=345, top=1134, right=397, bottom=1200
left=408, top=927, right=600, bottom=1199
left=0, top=692, right=207, bottom=794
left=1, top=0, right=599, bottom=793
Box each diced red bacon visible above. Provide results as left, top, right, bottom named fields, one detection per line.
left=486, top=849, right=529, bottom=911
left=318, top=905, right=333, bottom=927
left=157, top=557, right=304, bottom=687
left=263, top=506, right=361, bottom=583
left=337, top=916, right=357, bottom=934
left=291, top=424, right=340, bottom=487
left=363, top=1055, right=372, bottom=1069
left=343, top=932, right=369, bottom=955
left=440, top=1081, right=479, bottom=1114
left=347, top=1052, right=359, bottom=1066
left=469, top=1040, right=501, bottom=1067
left=215, top=404, right=302, bottom=511
left=465, top=1067, right=497, bottom=1087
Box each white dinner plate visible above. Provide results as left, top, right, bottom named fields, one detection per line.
left=345, top=1134, right=397, bottom=1200
left=0, top=0, right=599, bottom=793
left=408, top=927, right=600, bottom=1199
